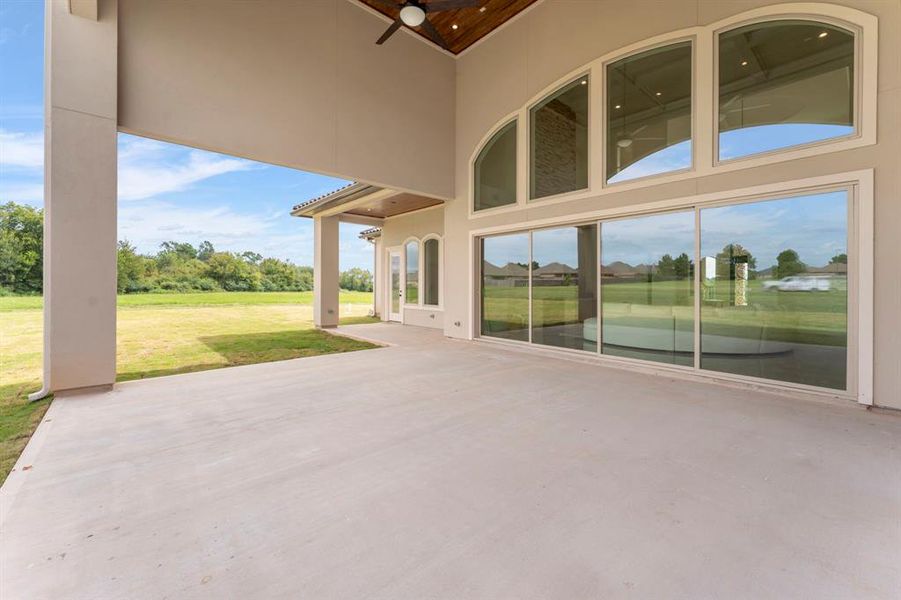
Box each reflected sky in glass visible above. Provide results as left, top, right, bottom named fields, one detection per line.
left=482, top=233, right=529, bottom=267
left=719, top=124, right=854, bottom=161
left=602, top=211, right=695, bottom=265
left=701, top=190, right=847, bottom=269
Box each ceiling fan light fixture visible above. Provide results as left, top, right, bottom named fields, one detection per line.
left=400, top=5, right=426, bottom=27
left=617, top=138, right=633, bottom=148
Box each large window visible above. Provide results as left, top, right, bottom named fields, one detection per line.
left=718, top=20, right=855, bottom=161
left=530, top=77, right=589, bottom=199
left=700, top=190, right=848, bottom=389
left=531, top=225, right=598, bottom=351
left=423, top=237, right=440, bottom=306
left=481, top=233, right=530, bottom=342
left=474, top=121, right=517, bottom=212
left=478, top=187, right=853, bottom=392
left=405, top=241, right=419, bottom=305
left=601, top=211, right=695, bottom=365
left=607, top=42, right=692, bottom=184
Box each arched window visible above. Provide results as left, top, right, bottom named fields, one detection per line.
left=717, top=20, right=855, bottom=161
left=530, top=76, right=589, bottom=199
left=405, top=240, right=419, bottom=304
left=423, top=237, right=440, bottom=306
left=606, top=42, right=692, bottom=183
left=474, top=120, right=517, bottom=212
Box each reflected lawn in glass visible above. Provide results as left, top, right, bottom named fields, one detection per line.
left=481, top=234, right=530, bottom=342
left=700, top=191, right=848, bottom=389
left=601, top=211, right=694, bottom=366
left=531, top=225, right=598, bottom=352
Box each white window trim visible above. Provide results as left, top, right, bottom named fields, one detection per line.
left=402, top=237, right=420, bottom=308
left=400, top=235, right=445, bottom=311
left=527, top=73, right=592, bottom=202
left=467, top=169, right=874, bottom=406
left=467, top=3, right=878, bottom=220
left=420, top=234, right=444, bottom=309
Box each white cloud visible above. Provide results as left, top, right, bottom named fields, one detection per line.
left=117, top=136, right=256, bottom=201
left=0, top=129, right=43, bottom=168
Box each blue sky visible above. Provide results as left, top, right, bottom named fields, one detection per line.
left=0, top=1, right=373, bottom=270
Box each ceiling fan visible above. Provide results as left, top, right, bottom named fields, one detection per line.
left=371, top=0, right=483, bottom=50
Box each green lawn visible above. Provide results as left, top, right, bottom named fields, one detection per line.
left=0, top=291, right=377, bottom=483
left=482, top=280, right=847, bottom=346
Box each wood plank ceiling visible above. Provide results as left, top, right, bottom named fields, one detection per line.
left=359, top=0, right=539, bottom=55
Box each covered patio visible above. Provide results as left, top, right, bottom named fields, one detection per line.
left=3, top=324, right=899, bottom=599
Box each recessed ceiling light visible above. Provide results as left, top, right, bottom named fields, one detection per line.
left=818, top=31, right=828, bottom=38
left=580, top=80, right=587, bottom=85
left=479, top=6, right=486, bottom=12
left=655, top=92, right=662, bottom=96
left=452, top=24, right=458, bottom=30
left=741, top=60, right=748, bottom=66
left=614, top=104, right=621, bottom=109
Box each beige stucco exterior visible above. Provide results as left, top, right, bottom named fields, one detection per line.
left=44, top=0, right=900, bottom=408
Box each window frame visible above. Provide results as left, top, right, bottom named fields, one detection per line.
left=469, top=169, right=873, bottom=405
left=527, top=74, right=592, bottom=202
left=421, top=234, right=443, bottom=308
left=712, top=15, right=863, bottom=167
left=466, top=4, right=877, bottom=220
left=403, top=237, right=420, bottom=307
left=602, top=37, right=697, bottom=187
left=471, top=118, right=519, bottom=215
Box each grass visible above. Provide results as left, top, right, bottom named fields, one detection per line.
left=482, top=279, right=847, bottom=345
left=0, top=291, right=377, bottom=484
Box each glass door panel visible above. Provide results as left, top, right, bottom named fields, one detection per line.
left=601, top=211, right=695, bottom=365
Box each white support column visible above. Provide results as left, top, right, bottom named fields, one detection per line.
left=37, top=0, right=118, bottom=396
left=313, top=215, right=340, bottom=328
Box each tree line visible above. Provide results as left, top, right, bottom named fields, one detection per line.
left=0, top=202, right=372, bottom=295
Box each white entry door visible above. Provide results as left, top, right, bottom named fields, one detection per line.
left=388, top=249, right=403, bottom=322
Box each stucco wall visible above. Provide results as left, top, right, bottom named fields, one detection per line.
left=445, top=0, right=901, bottom=408
left=379, top=207, right=445, bottom=329
left=117, top=0, right=455, bottom=199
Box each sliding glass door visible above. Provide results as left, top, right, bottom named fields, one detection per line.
left=481, top=233, right=530, bottom=342
left=477, top=187, right=850, bottom=392
left=531, top=225, right=598, bottom=351
left=699, top=191, right=848, bottom=389
left=601, top=211, right=694, bottom=365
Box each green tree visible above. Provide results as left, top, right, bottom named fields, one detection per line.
left=775, top=248, right=806, bottom=278
left=240, top=251, right=262, bottom=266
left=830, top=253, right=847, bottom=264
left=673, top=252, right=692, bottom=279
left=206, top=252, right=262, bottom=291
left=117, top=240, right=146, bottom=293
left=656, top=254, right=675, bottom=277
left=197, top=240, right=216, bottom=262
left=0, top=202, right=43, bottom=293
left=339, top=267, right=373, bottom=292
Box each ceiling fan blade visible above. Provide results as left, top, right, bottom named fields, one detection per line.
left=376, top=18, right=403, bottom=45
left=425, top=0, right=482, bottom=11
left=419, top=17, right=450, bottom=50
left=628, top=124, right=649, bottom=136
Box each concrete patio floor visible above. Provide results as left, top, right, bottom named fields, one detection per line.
left=2, top=323, right=900, bottom=599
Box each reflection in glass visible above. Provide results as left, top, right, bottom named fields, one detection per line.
left=405, top=241, right=418, bottom=304
left=390, top=254, right=401, bottom=314
left=423, top=238, right=439, bottom=306
left=530, top=77, right=589, bottom=199
left=601, top=212, right=694, bottom=365
left=719, top=20, right=854, bottom=160
left=481, top=233, right=530, bottom=341
left=474, top=120, right=517, bottom=212
left=700, top=190, right=848, bottom=389
left=531, top=225, right=598, bottom=351
left=607, top=43, right=692, bottom=183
